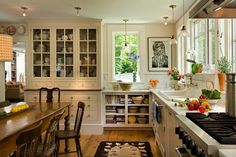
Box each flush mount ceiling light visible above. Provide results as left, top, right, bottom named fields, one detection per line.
left=21, top=6, right=28, bottom=17
left=180, top=0, right=189, bottom=37
left=169, top=4, right=177, bottom=45
left=74, top=7, right=81, bottom=16
left=163, top=16, right=168, bottom=25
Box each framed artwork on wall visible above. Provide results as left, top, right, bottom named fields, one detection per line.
left=148, top=37, right=171, bottom=72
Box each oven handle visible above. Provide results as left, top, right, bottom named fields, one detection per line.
left=176, top=146, right=191, bottom=157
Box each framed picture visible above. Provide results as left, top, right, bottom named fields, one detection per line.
left=148, top=37, right=171, bottom=72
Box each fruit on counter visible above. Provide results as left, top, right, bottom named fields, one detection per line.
left=198, top=101, right=211, bottom=113
left=199, top=94, right=207, bottom=100
left=0, top=111, right=7, bottom=117
left=187, top=99, right=200, bottom=110
left=11, top=103, right=29, bottom=113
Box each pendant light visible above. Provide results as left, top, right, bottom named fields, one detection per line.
left=169, top=5, right=177, bottom=45
left=21, top=6, right=28, bottom=17
left=123, top=19, right=130, bottom=51
left=180, top=0, right=189, bottom=37
left=74, top=7, right=81, bottom=16
left=163, top=17, right=168, bottom=25
left=74, top=0, right=81, bottom=16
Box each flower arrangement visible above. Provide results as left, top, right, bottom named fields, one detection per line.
left=129, top=51, right=140, bottom=72
left=168, top=67, right=182, bottom=80
left=149, top=79, right=159, bottom=88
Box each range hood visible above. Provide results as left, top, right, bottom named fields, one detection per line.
left=189, top=0, right=236, bottom=18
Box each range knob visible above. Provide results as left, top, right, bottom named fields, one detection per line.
left=182, top=134, right=189, bottom=144
left=191, top=144, right=199, bottom=155
left=186, top=139, right=194, bottom=149
left=179, top=130, right=186, bottom=139
left=175, top=127, right=181, bottom=134
left=197, top=151, right=208, bottom=157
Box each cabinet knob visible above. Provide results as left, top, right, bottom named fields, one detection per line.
left=87, top=104, right=90, bottom=108
left=87, top=114, right=90, bottom=118
left=70, top=96, right=73, bottom=100
left=34, top=96, right=37, bottom=102
left=88, top=96, right=90, bottom=99
left=71, top=114, right=74, bottom=117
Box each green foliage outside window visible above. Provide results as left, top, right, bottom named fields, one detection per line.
left=114, top=34, right=139, bottom=74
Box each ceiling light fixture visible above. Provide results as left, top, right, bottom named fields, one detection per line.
left=123, top=19, right=130, bottom=51
left=21, top=6, right=28, bottom=17
left=169, top=5, right=177, bottom=45
left=74, top=7, right=81, bottom=16
left=180, top=0, right=189, bottom=37
left=163, top=17, right=168, bottom=25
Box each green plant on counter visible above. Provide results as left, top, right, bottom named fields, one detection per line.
left=218, top=56, right=231, bottom=73
left=202, top=89, right=221, bottom=99
left=186, top=59, right=203, bottom=74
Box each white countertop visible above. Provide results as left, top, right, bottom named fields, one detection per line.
left=219, top=149, right=236, bottom=157
left=150, top=89, right=225, bottom=115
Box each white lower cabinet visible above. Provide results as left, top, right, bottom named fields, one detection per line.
left=25, top=90, right=103, bottom=134
left=152, top=93, right=180, bottom=157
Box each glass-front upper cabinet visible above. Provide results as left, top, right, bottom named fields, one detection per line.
left=32, top=28, right=51, bottom=77
left=56, top=28, right=74, bottom=78
left=79, top=28, right=97, bottom=78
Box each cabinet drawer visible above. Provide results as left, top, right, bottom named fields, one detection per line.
left=63, top=95, right=97, bottom=101
left=83, top=111, right=98, bottom=121
left=85, top=101, right=97, bottom=111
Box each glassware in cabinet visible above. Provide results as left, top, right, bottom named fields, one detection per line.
left=55, top=28, right=74, bottom=78
left=32, top=28, right=51, bottom=78
left=79, top=28, right=97, bottom=78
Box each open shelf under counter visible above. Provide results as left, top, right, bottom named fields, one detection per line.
left=102, top=90, right=152, bottom=129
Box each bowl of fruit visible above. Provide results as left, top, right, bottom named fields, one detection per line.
left=198, top=89, right=221, bottom=109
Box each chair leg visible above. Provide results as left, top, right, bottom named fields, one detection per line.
left=56, top=139, right=60, bottom=157
left=75, top=138, right=82, bottom=157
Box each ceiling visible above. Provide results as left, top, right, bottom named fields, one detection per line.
left=0, top=0, right=196, bottom=23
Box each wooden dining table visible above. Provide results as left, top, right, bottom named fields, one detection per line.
left=0, top=102, right=71, bottom=157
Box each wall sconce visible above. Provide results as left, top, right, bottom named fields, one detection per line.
left=21, top=6, right=28, bottom=17
left=0, top=34, right=13, bottom=62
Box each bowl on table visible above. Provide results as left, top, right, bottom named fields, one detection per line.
left=119, top=82, right=132, bottom=91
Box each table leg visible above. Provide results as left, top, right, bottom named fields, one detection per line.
left=64, top=105, right=71, bottom=152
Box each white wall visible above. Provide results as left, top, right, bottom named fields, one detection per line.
left=102, top=23, right=176, bottom=90
left=0, top=62, right=5, bottom=101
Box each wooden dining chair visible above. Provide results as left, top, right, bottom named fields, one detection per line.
left=36, top=110, right=65, bottom=157
left=55, top=101, right=85, bottom=157
left=39, top=87, right=61, bottom=103
left=15, top=121, right=42, bottom=157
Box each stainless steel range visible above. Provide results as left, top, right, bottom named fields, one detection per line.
left=176, top=113, right=236, bottom=157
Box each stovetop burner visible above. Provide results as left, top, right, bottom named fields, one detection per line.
left=186, top=112, right=236, bottom=144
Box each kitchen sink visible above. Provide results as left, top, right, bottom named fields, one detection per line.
left=158, top=90, right=195, bottom=101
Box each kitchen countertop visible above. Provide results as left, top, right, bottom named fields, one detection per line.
left=150, top=89, right=225, bottom=115
left=219, top=149, right=236, bottom=157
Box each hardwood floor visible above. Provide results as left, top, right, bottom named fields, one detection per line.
left=58, top=130, right=162, bottom=157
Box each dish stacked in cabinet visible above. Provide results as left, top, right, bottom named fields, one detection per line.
left=104, top=92, right=151, bottom=127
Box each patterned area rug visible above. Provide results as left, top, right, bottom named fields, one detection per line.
left=94, top=141, right=153, bottom=157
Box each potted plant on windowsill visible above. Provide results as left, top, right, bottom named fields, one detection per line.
left=218, top=56, right=231, bottom=91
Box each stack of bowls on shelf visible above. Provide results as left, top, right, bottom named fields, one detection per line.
left=132, top=96, right=143, bottom=104
left=128, top=106, right=138, bottom=113
left=137, top=116, right=148, bottom=124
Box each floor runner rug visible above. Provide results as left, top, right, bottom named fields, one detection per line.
left=94, top=141, right=153, bottom=157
